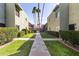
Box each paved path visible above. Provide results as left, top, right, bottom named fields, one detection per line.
left=29, top=32, right=50, bottom=56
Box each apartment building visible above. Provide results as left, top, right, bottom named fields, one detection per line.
left=47, top=5, right=60, bottom=32
left=0, top=3, right=29, bottom=31
left=47, top=3, right=79, bottom=31
left=59, top=3, right=69, bottom=31
left=60, top=3, right=79, bottom=31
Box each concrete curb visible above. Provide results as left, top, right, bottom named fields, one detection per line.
left=0, top=40, right=15, bottom=48
left=60, top=41, right=79, bottom=53
left=13, top=38, right=35, bottom=40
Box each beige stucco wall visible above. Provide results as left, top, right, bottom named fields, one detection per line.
left=5, top=3, right=15, bottom=27
left=69, top=3, right=79, bottom=30
left=0, top=3, right=29, bottom=31
left=47, top=10, right=60, bottom=32
left=47, top=13, right=53, bottom=31
left=47, top=3, right=79, bottom=31
left=15, top=10, right=29, bottom=31
left=60, top=3, right=79, bottom=31
left=0, top=3, right=5, bottom=24
left=59, top=3, right=69, bottom=31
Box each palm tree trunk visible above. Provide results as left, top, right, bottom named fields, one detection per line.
left=37, top=3, right=40, bottom=30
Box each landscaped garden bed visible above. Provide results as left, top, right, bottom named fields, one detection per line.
left=59, top=31, right=79, bottom=46
left=22, top=33, right=35, bottom=38
left=0, top=40, right=33, bottom=56
left=0, top=27, right=18, bottom=45
left=44, top=41, right=79, bottom=56
left=46, top=31, right=59, bottom=37
left=17, top=29, right=35, bottom=38
left=40, top=32, right=57, bottom=38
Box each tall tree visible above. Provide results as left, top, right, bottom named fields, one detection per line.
left=32, top=7, right=37, bottom=26
left=36, top=3, right=41, bottom=25
left=32, top=4, right=41, bottom=30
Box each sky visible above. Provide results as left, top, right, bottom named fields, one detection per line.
left=19, top=3, right=58, bottom=25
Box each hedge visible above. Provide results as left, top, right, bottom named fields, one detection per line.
left=0, top=27, right=18, bottom=45
left=17, top=29, right=34, bottom=37
left=17, top=31, right=25, bottom=37
left=46, top=31, right=59, bottom=37
left=59, top=31, right=79, bottom=46
left=22, top=29, right=34, bottom=33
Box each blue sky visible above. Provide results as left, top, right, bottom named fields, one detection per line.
left=19, top=3, right=58, bottom=24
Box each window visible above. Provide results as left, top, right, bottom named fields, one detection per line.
left=16, top=9, right=20, bottom=17
left=0, top=23, right=5, bottom=27
left=69, top=24, right=75, bottom=30
left=15, top=4, right=21, bottom=17
left=56, top=12, right=60, bottom=18
left=25, top=18, right=27, bottom=21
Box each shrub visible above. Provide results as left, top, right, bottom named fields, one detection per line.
left=22, top=29, right=34, bottom=34
left=27, top=29, right=34, bottom=33
left=0, top=32, right=6, bottom=45
left=18, top=29, right=29, bottom=37
left=59, top=31, right=79, bottom=46
left=59, top=31, right=70, bottom=41
left=46, top=31, right=59, bottom=37
left=0, top=27, right=18, bottom=45
left=17, top=28, right=34, bottom=37
left=33, top=30, right=36, bottom=33
left=22, top=29, right=29, bottom=34
left=22, top=29, right=26, bottom=34
left=17, top=31, right=25, bottom=37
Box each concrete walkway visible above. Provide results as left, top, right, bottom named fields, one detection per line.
left=29, top=32, right=50, bottom=56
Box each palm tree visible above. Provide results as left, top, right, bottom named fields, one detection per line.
left=32, top=7, right=36, bottom=25
left=32, top=4, right=41, bottom=31
left=36, top=3, right=41, bottom=25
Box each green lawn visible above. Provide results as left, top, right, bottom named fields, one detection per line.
left=0, top=40, right=33, bottom=56
left=40, top=32, right=56, bottom=38
left=22, top=33, right=35, bottom=38
left=44, top=41, right=79, bottom=56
